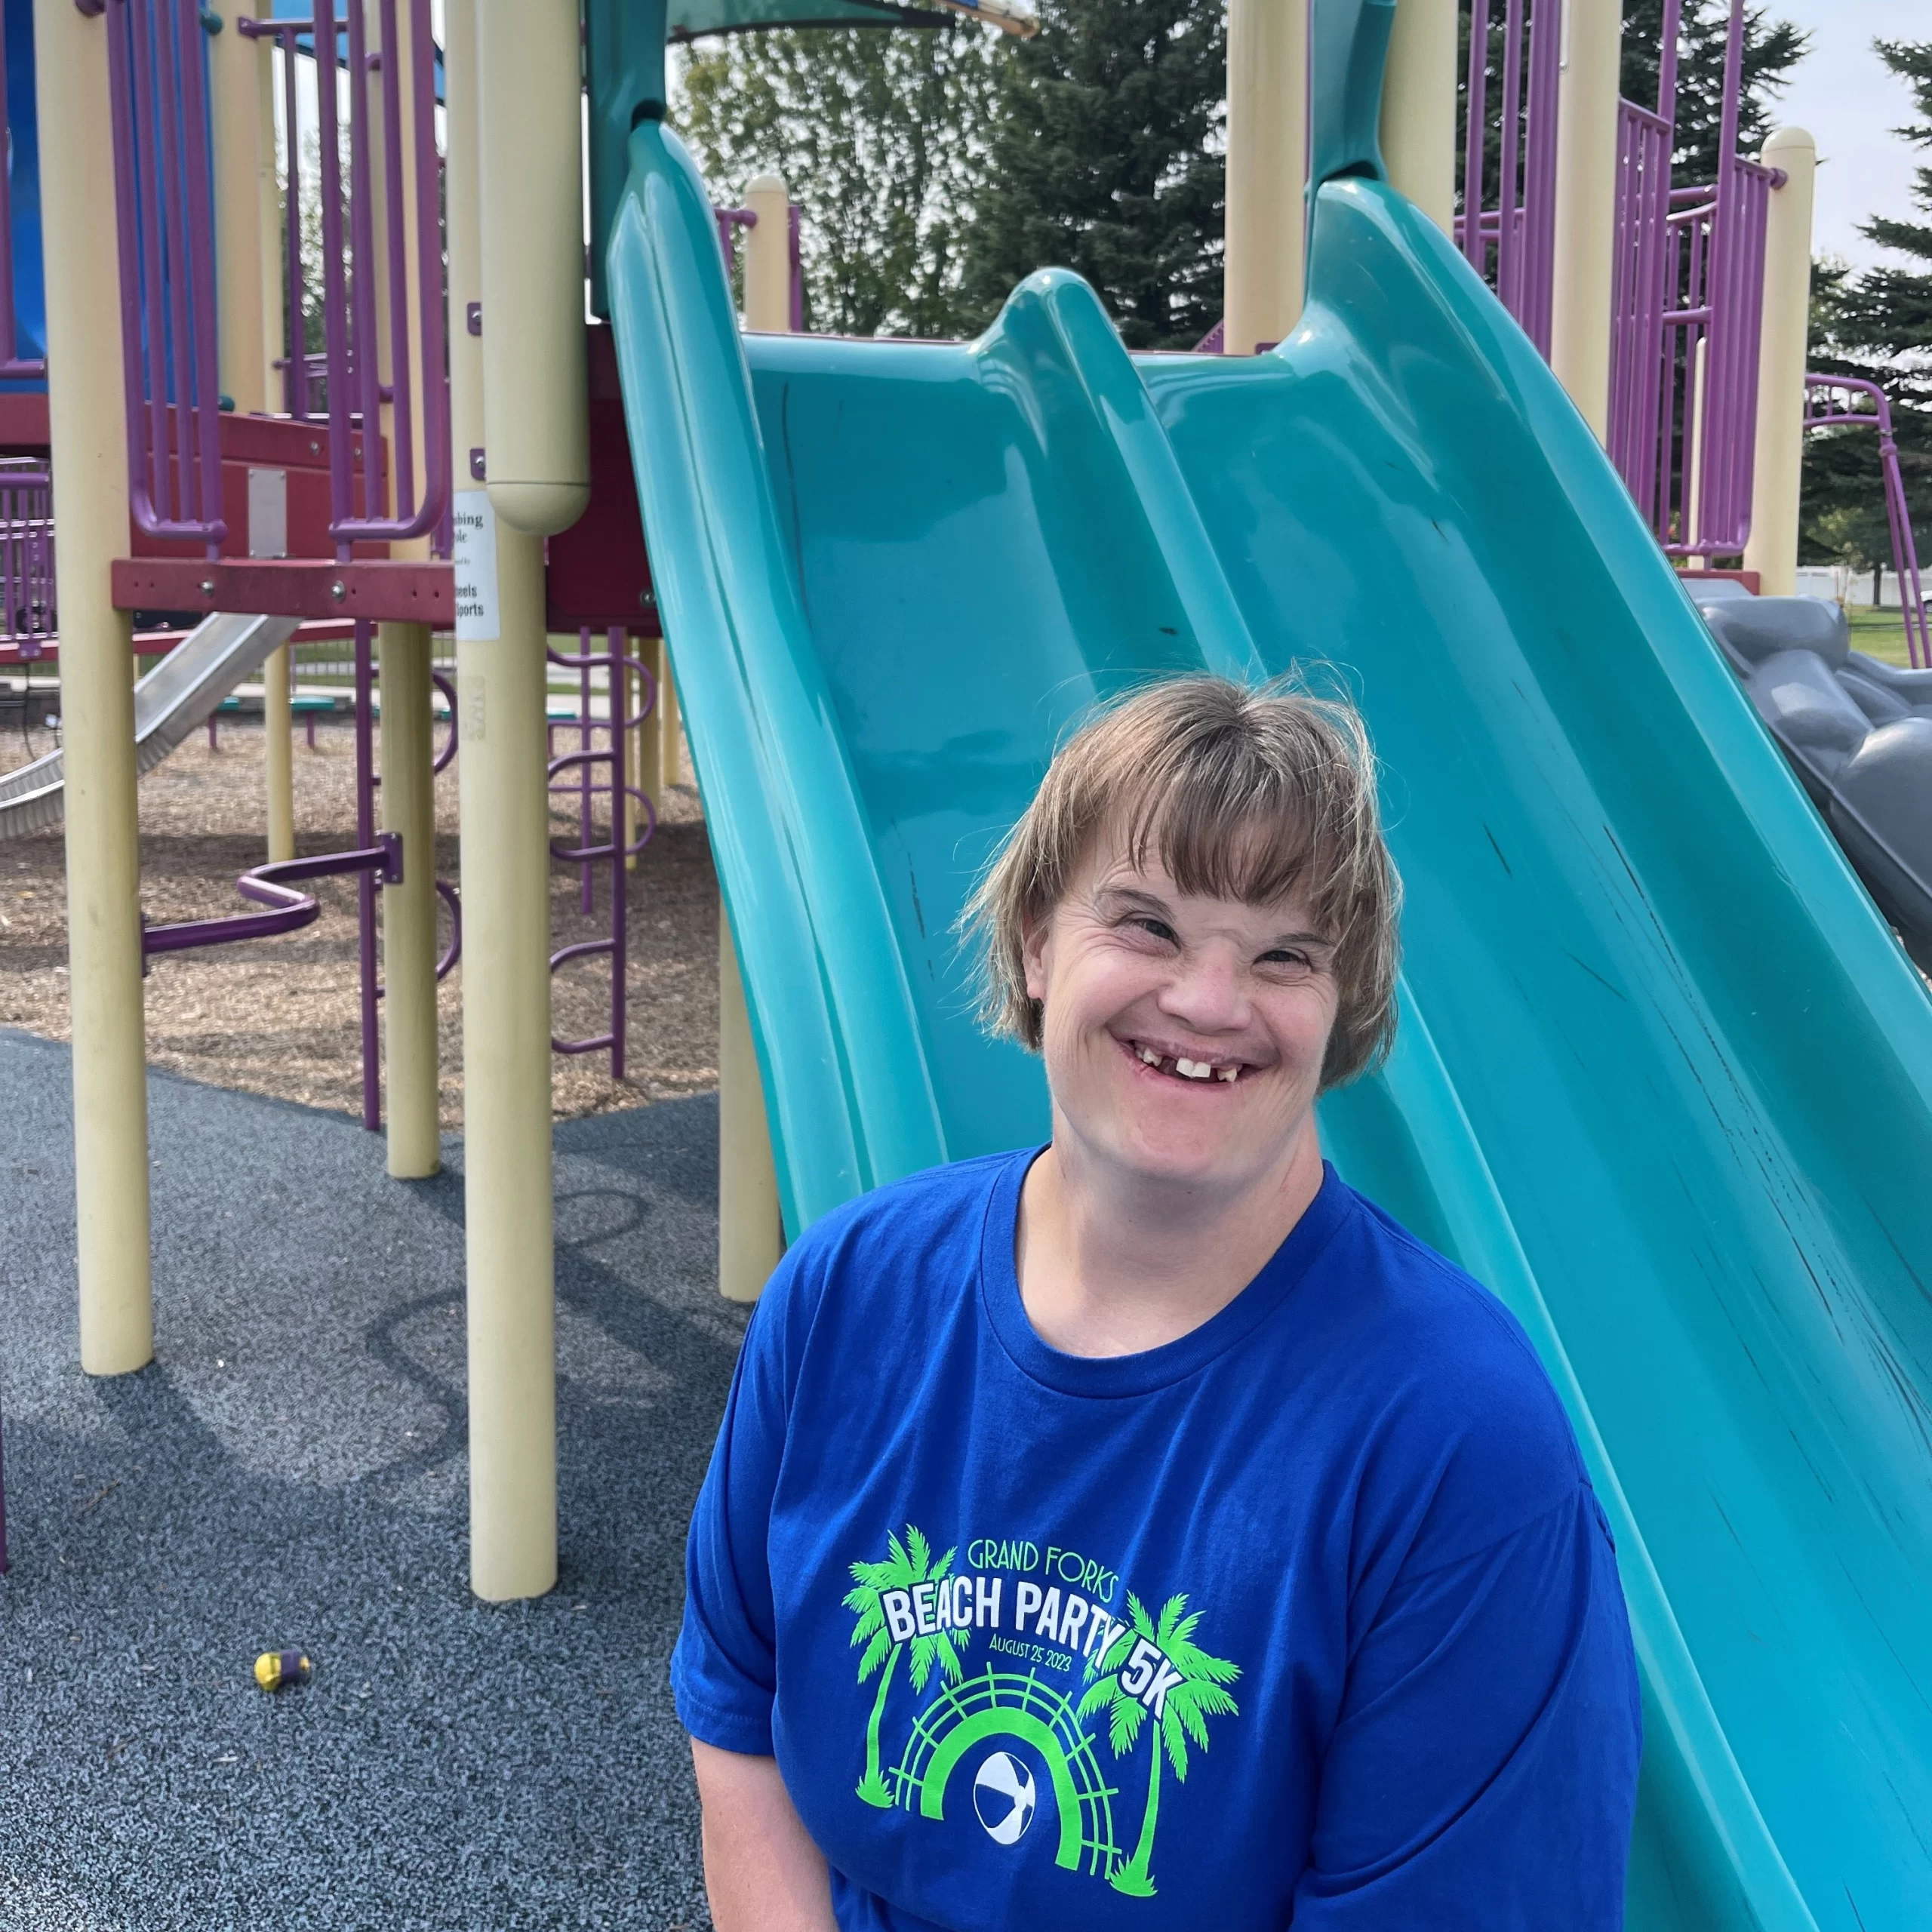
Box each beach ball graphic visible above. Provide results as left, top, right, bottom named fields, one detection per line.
left=972, top=1750, right=1038, bottom=1845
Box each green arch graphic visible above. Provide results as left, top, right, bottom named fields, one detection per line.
left=891, top=1666, right=1119, bottom=1877
left=920, top=1707, right=1084, bottom=1869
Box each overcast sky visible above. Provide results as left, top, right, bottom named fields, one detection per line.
left=1759, top=0, right=1925, bottom=272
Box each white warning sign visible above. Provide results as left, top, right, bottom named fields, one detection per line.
left=452, top=490, right=500, bottom=641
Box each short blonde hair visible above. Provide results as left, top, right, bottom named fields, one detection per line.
left=961, top=675, right=1401, bottom=1091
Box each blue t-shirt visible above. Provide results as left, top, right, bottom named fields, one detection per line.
left=673, top=1151, right=1641, bottom=1930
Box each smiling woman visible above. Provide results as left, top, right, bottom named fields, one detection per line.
left=674, top=676, right=1641, bottom=1932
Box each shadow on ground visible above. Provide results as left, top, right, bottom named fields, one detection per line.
left=0, top=1029, right=743, bottom=1931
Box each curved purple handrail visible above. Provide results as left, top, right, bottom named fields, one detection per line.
left=1804, top=374, right=1929, bottom=669
left=143, top=834, right=402, bottom=957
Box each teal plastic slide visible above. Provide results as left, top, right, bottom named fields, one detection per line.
left=605, top=18, right=1932, bottom=1927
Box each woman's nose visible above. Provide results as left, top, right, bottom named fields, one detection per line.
left=1155, top=945, right=1247, bottom=1032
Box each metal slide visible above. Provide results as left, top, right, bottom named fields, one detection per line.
left=0, top=611, right=300, bottom=841
left=608, top=90, right=1932, bottom=1932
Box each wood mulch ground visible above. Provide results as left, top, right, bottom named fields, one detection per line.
left=0, top=712, right=720, bottom=1130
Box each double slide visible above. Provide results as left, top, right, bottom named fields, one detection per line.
left=607, top=90, right=1932, bottom=1932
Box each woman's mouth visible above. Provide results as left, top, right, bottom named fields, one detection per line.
left=1121, top=1037, right=1249, bottom=1084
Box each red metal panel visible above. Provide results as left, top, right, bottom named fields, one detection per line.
left=109, top=558, right=453, bottom=624
left=544, top=325, right=660, bottom=637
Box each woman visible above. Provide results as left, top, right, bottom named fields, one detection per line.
left=673, top=677, right=1641, bottom=1930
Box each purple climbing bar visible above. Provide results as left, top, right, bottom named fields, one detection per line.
left=546, top=628, right=657, bottom=1078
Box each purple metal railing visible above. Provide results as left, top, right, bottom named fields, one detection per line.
left=245, top=15, right=318, bottom=419
left=0, top=462, right=56, bottom=657
left=104, top=7, right=451, bottom=552
left=1805, top=375, right=1930, bottom=669
left=104, top=0, right=227, bottom=550
left=1607, top=0, right=1776, bottom=561
left=0, top=16, right=44, bottom=380
left=546, top=628, right=657, bottom=1077
left=1453, top=0, right=1560, bottom=356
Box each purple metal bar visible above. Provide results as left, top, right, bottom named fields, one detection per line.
left=1495, top=0, right=1524, bottom=316
left=353, top=616, right=379, bottom=1130
left=103, top=0, right=227, bottom=550
left=242, top=8, right=448, bottom=546
left=430, top=668, right=458, bottom=774
left=1460, top=0, right=1489, bottom=275
left=142, top=833, right=401, bottom=955
left=574, top=629, right=595, bottom=915
left=545, top=632, right=657, bottom=1075
left=1451, top=0, right=1558, bottom=354
left=240, top=18, right=312, bottom=418
left=1805, top=375, right=1930, bottom=669
left=435, top=876, right=462, bottom=980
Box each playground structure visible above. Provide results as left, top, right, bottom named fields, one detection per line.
left=2, top=0, right=1930, bottom=1921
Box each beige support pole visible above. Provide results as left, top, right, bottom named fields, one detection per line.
left=626, top=653, right=659, bottom=871
left=380, top=623, right=441, bottom=1177
left=712, top=177, right=791, bottom=1305
left=1225, top=0, right=1308, bottom=355
left=1380, top=0, right=1457, bottom=235
left=1684, top=334, right=1708, bottom=555
left=365, top=0, right=440, bottom=1171
left=743, top=174, right=792, bottom=329
left=36, top=0, right=152, bottom=1375
left=255, top=44, right=282, bottom=409
left=263, top=645, right=295, bottom=860
left=210, top=20, right=269, bottom=411
left=257, top=43, right=294, bottom=859
left=657, top=638, right=681, bottom=788
left=210, top=14, right=295, bottom=861
left=1743, top=128, right=1817, bottom=598
left=718, top=913, right=782, bottom=1303
left=1549, top=0, right=1623, bottom=441
left=478, top=0, right=589, bottom=538
left=451, top=0, right=556, bottom=1602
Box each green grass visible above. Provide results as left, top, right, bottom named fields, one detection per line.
left=1847, top=606, right=1915, bottom=668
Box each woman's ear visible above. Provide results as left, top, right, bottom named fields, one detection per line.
left=1020, top=905, right=1053, bottom=1006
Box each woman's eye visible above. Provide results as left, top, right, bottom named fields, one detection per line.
left=1131, top=917, right=1178, bottom=943
left=1260, top=949, right=1312, bottom=974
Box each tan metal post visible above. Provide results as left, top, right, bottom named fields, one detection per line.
left=478, top=0, right=589, bottom=537
left=712, top=176, right=791, bottom=1305
left=454, top=0, right=557, bottom=1601
left=255, top=42, right=282, bottom=409
left=211, top=14, right=295, bottom=862
left=36, top=0, right=152, bottom=1374
left=1743, top=128, right=1816, bottom=597
left=380, top=623, right=441, bottom=1177
left=366, top=0, right=439, bottom=1173
left=256, top=36, right=295, bottom=860
left=1550, top=0, right=1623, bottom=441
left=657, top=637, right=681, bottom=787
left=1225, top=0, right=1308, bottom=355
left=1380, top=0, right=1457, bottom=235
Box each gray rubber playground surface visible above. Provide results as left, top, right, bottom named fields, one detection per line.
left=0, top=1029, right=743, bottom=1930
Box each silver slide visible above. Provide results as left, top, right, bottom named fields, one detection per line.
left=0, top=611, right=300, bottom=841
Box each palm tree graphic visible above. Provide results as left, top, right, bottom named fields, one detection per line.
left=1078, top=1592, right=1240, bottom=1897
left=844, top=1524, right=971, bottom=1808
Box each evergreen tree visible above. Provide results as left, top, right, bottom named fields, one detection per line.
left=1617, top=1, right=1805, bottom=183
left=956, top=0, right=1226, bottom=350
left=673, top=21, right=998, bottom=338
left=1801, top=37, right=1932, bottom=578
